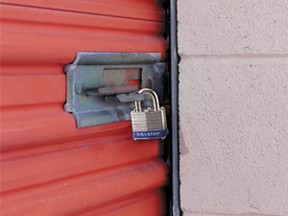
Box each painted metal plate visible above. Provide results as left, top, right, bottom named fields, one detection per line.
left=0, top=1, right=168, bottom=215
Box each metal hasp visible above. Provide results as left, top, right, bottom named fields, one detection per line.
left=64, top=52, right=168, bottom=128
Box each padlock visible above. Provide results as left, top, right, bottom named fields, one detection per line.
left=130, top=88, right=169, bottom=140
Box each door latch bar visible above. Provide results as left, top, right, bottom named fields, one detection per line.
left=64, top=52, right=168, bottom=128
left=75, top=84, right=139, bottom=97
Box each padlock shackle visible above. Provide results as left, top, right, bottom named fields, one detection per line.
left=134, top=88, right=160, bottom=112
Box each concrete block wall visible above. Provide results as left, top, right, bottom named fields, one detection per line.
left=178, top=1, right=288, bottom=216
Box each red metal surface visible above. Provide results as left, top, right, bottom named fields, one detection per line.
left=0, top=0, right=164, bottom=21
left=0, top=1, right=168, bottom=215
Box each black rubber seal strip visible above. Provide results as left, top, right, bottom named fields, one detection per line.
left=170, top=0, right=181, bottom=215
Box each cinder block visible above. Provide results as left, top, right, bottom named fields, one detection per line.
left=182, top=213, right=264, bottom=216
left=178, top=0, right=288, bottom=56
left=179, top=57, right=288, bottom=215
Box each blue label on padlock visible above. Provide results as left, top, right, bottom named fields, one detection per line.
left=132, top=129, right=169, bottom=140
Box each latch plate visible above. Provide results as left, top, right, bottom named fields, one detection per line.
left=64, top=52, right=168, bottom=128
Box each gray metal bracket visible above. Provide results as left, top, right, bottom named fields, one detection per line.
left=64, top=52, right=168, bottom=128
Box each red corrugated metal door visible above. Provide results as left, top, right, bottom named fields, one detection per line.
left=0, top=1, right=168, bottom=215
